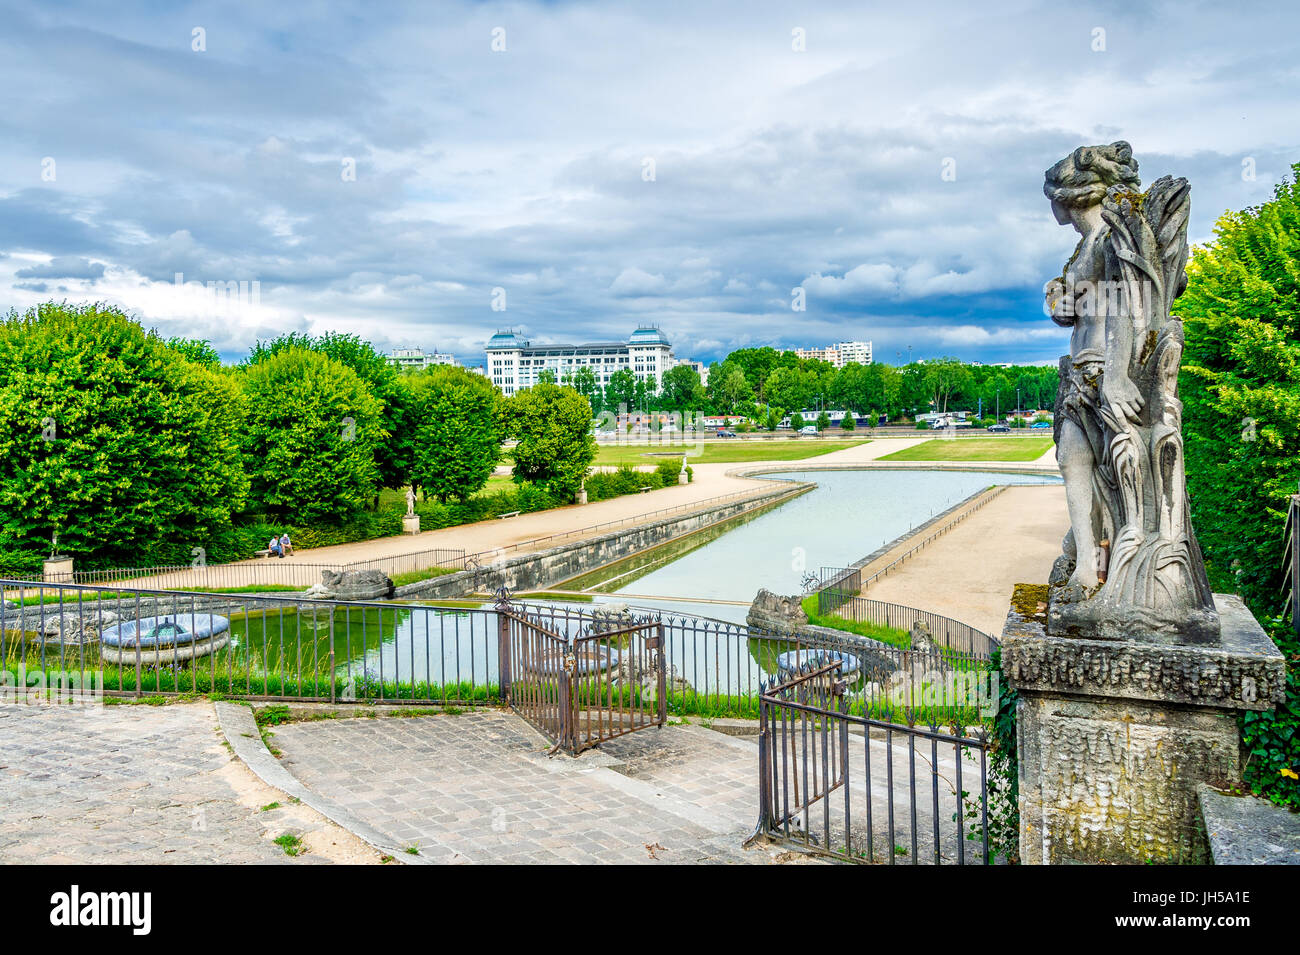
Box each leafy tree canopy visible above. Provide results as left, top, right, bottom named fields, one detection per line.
left=1180, top=164, right=1300, bottom=614
left=507, top=382, right=597, bottom=499
left=0, top=303, right=248, bottom=569
left=407, top=365, right=502, bottom=503
left=238, top=346, right=383, bottom=524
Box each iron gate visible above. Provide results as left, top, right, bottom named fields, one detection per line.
left=750, top=660, right=993, bottom=864
left=496, top=592, right=667, bottom=754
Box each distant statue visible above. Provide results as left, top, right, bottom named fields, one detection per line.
left=405, top=486, right=417, bottom=517
left=680, top=453, right=688, bottom=474
left=1044, top=141, right=1218, bottom=641
left=50, top=529, right=59, bottom=557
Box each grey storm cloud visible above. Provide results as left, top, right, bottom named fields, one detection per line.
left=0, top=0, right=1296, bottom=365
left=14, top=256, right=106, bottom=280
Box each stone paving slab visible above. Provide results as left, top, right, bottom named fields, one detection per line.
left=0, top=701, right=383, bottom=864
left=271, top=709, right=787, bottom=864
left=1200, top=785, right=1300, bottom=865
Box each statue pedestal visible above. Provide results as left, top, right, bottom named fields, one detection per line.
left=401, top=515, right=420, bottom=535
left=678, top=472, right=689, bottom=485
left=576, top=488, right=588, bottom=505
left=1002, top=585, right=1285, bottom=865
left=43, top=555, right=74, bottom=583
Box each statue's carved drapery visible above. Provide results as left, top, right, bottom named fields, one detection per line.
left=1044, top=143, right=1218, bottom=642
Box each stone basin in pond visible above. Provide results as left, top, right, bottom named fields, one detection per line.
left=99, top=614, right=231, bottom=665
left=775, top=648, right=861, bottom=684
left=517, top=644, right=621, bottom=678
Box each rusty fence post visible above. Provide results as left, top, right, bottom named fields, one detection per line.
left=561, top=648, right=577, bottom=755
left=495, top=588, right=512, bottom=703
left=654, top=623, right=667, bottom=726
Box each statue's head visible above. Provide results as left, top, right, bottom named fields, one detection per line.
left=1044, top=141, right=1140, bottom=224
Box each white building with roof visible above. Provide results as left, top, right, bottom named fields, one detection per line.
left=485, top=326, right=675, bottom=397
left=388, top=347, right=458, bottom=371
left=792, top=340, right=873, bottom=368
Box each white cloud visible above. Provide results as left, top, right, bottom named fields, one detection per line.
left=609, top=267, right=667, bottom=296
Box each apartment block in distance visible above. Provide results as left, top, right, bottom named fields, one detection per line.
left=792, top=340, right=873, bottom=368
left=388, top=347, right=458, bottom=371
left=485, top=326, right=674, bottom=397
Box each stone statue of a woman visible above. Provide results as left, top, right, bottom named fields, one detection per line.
left=1043, top=142, right=1218, bottom=642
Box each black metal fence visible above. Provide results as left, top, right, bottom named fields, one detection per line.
left=751, top=660, right=993, bottom=865
left=814, top=567, right=998, bottom=657
left=12, top=548, right=470, bottom=593
left=1, top=579, right=998, bottom=725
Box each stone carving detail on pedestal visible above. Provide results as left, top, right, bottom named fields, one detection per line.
left=1003, top=587, right=1284, bottom=865
left=1043, top=142, right=1217, bottom=643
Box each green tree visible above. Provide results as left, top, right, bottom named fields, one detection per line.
left=660, top=364, right=702, bottom=413
left=537, top=368, right=558, bottom=385
left=570, top=365, right=601, bottom=414
left=710, top=362, right=751, bottom=413
left=238, top=347, right=383, bottom=524
left=1180, top=164, right=1300, bottom=615
left=507, top=382, right=597, bottom=499
left=923, top=357, right=973, bottom=413
left=898, top=362, right=930, bottom=417
left=790, top=412, right=806, bottom=432
left=0, top=303, right=248, bottom=569
left=728, top=346, right=794, bottom=402
left=816, top=410, right=831, bottom=431
left=166, top=337, right=221, bottom=367
left=840, top=411, right=856, bottom=431
left=247, top=331, right=411, bottom=491
left=407, top=366, right=501, bottom=503
left=606, top=368, right=636, bottom=411
left=765, top=406, right=781, bottom=431
left=766, top=366, right=814, bottom=414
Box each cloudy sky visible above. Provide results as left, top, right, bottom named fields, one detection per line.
left=1, top=1, right=1296, bottom=367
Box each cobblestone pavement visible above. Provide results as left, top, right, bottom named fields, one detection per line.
left=599, top=721, right=759, bottom=831
left=0, top=702, right=382, bottom=864
left=272, top=709, right=784, bottom=864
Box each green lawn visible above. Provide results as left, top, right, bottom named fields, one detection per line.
left=592, top=438, right=870, bottom=467
left=878, top=435, right=1054, bottom=462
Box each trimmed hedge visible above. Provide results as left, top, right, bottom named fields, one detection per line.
left=586, top=460, right=689, bottom=501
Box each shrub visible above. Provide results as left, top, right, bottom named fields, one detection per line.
left=506, top=383, right=596, bottom=500
left=407, top=366, right=501, bottom=503
left=237, top=347, right=383, bottom=525
left=1239, top=619, right=1300, bottom=810
left=0, top=303, right=247, bottom=569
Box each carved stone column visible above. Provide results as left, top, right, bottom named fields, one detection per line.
left=1002, top=585, right=1285, bottom=864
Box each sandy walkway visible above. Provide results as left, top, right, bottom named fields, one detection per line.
left=217, top=436, right=1060, bottom=594
left=860, top=484, right=1068, bottom=636
left=235, top=464, right=779, bottom=568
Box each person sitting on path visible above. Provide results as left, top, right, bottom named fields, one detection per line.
left=268, top=535, right=282, bottom=558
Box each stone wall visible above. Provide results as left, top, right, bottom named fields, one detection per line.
left=394, top=483, right=812, bottom=600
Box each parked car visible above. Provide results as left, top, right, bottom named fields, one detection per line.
left=716, top=429, right=738, bottom=438
left=799, top=425, right=818, bottom=435
left=987, top=423, right=1011, bottom=433
left=1029, top=421, right=1052, bottom=429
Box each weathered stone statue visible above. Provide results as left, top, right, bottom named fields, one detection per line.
left=1001, top=143, right=1284, bottom=865
left=1043, top=141, right=1218, bottom=642
left=405, top=486, right=416, bottom=517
